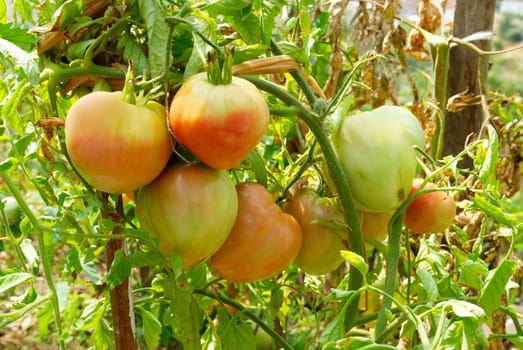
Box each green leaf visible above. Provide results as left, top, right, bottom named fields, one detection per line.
left=51, top=0, right=84, bottom=31
left=470, top=194, right=518, bottom=227
left=444, top=300, right=485, bottom=319
left=458, top=260, right=488, bottom=291
left=0, top=272, right=34, bottom=294
left=0, top=39, right=38, bottom=83
left=478, top=125, right=499, bottom=193
left=417, top=267, right=439, bottom=301
left=340, top=250, right=368, bottom=277
left=0, top=24, right=36, bottom=51
left=439, top=320, right=463, bottom=350
left=76, top=299, right=106, bottom=331
left=104, top=250, right=131, bottom=290
left=20, top=238, right=39, bottom=274
left=32, top=176, right=58, bottom=206
left=217, top=312, right=256, bottom=350
left=0, top=157, right=18, bottom=172
left=118, top=33, right=149, bottom=76
left=166, top=285, right=201, bottom=350
left=478, top=259, right=517, bottom=315
left=243, top=149, right=267, bottom=187
left=94, top=318, right=114, bottom=350
left=207, top=0, right=253, bottom=14
left=319, top=301, right=349, bottom=345
left=138, top=0, right=170, bottom=77
left=138, top=306, right=162, bottom=349
left=230, top=11, right=260, bottom=44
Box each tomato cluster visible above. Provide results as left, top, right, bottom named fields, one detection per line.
left=64, top=73, right=455, bottom=282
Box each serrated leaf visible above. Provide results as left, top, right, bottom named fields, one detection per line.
left=0, top=24, right=36, bottom=51
left=0, top=38, right=39, bottom=84
left=94, top=318, right=114, bottom=350
left=50, top=0, right=84, bottom=31
left=138, top=0, right=170, bottom=77
left=478, top=259, right=517, bottom=315
left=77, top=299, right=106, bottom=331
left=444, top=300, right=485, bottom=319
left=105, top=250, right=131, bottom=290
left=417, top=267, right=439, bottom=301
left=230, top=11, right=260, bottom=44
left=471, top=194, right=518, bottom=227
left=32, top=176, right=58, bottom=205
left=138, top=306, right=162, bottom=349
left=0, top=272, right=34, bottom=294
left=118, top=33, right=149, bottom=76
left=439, top=321, right=463, bottom=350
left=319, top=301, right=348, bottom=345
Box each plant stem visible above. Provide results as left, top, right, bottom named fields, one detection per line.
left=195, top=289, right=294, bottom=350
left=0, top=170, right=65, bottom=350
left=431, top=42, right=450, bottom=160
left=240, top=75, right=364, bottom=330
left=101, top=195, right=138, bottom=350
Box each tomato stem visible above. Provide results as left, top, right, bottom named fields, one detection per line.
left=0, top=170, right=66, bottom=350
left=206, top=48, right=234, bottom=85
left=240, top=75, right=365, bottom=330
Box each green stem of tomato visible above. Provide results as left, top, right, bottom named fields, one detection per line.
left=270, top=40, right=318, bottom=108
left=431, top=42, right=450, bottom=160
left=240, top=75, right=364, bottom=330
left=0, top=170, right=65, bottom=350
left=195, top=288, right=294, bottom=350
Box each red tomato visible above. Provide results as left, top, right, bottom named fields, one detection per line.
left=65, top=91, right=172, bottom=194
left=404, top=178, right=456, bottom=234
left=210, top=182, right=303, bottom=282
left=169, top=73, right=270, bottom=169
left=358, top=210, right=394, bottom=242
left=136, top=163, right=238, bottom=269
left=282, top=188, right=347, bottom=275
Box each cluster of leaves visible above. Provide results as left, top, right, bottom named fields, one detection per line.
left=1, top=0, right=523, bottom=349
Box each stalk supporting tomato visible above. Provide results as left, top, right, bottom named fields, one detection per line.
left=169, top=72, right=270, bottom=169
left=136, top=163, right=238, bottom=269
left=404, top=178, right=456, bottom=234
left=210, top=182, right=303, bottom=282
left=282, top=187, right=347, bottom=275
left=332, top=106, right=424, bottom=212
left=65, top=91, right=172, bottom=194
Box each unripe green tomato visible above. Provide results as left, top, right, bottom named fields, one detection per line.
left=332, top=106, right=424, bottom=212
left=282, top=188, right=347, bottom=275
left=169, top=73, right=270, bottom=170
left=136, top=163, right=238, bottom=269
left=1, top=196, right=21, bottom=227
left=65, top=91, right=172, bottom=194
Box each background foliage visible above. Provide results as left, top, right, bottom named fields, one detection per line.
left=1, top=0, right=523, bottom=349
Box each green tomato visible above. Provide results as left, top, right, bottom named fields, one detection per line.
left=136, top=163, right=238, bottom=269
left=332, top=106, right=424, bottom=212
left=1, top=196, right=21, bottom=227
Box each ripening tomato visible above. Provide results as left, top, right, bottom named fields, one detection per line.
left=65, top=91, right=172, bottom=194
left=404, top=178, right=456, bottom=234
left=169, top=73, right=270, bottom=169
left=210, top=182, right=302, bottom=282
left=358, top=210, right=394, bottom=242
left=282, top=188, right=347, bottom=275
left=1, top=196, right=22, bottom=227
left=136, top=163, right=238, bottom=269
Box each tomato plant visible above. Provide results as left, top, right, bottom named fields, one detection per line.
left=404, top=178, right=457, bottom=234
left=282, top=187, right=347, bottom=275
left=136, top=163, right=238, bottom=269
left=210, top=182, right=302, bottom=282
left=0, top=196, right=22, bottom=227
left=169, top=72, right=270, bottom=169
left=65, top=91, right=172, bottom=194
left=332, top=106, right=424, bottom=212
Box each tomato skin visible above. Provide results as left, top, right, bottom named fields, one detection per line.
left=169, top=73, right=270, bottom=169
left=282, top=188, right=347, bottom=275
left=358, top=210, right=394, bottom=242
left=65, top=91, right=172, bottom=194
left=136, top=163, right=238, bottom=269
left=332, top=106, right=424, bottom=212
left=404, top=178, right=456, bottom=234
left=210, top=182, right=303, bottom=282
left=1, top=196, right=22, bottom=227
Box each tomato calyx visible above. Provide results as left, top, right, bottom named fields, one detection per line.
left=207, top=48, right=234, bottom=85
